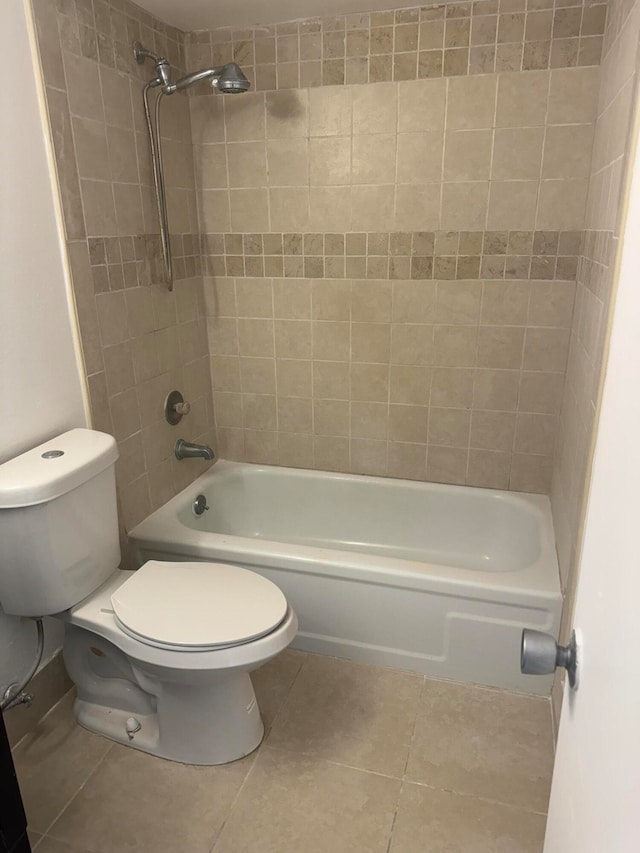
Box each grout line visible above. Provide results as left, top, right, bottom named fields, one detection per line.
left=43, top=738, right=115, bottom=838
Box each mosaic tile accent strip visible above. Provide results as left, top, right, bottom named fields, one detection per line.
left=200, top=230, right=582, bottom=281
left=186, top=0, right=606, bottom=92
left=87, top=233, right=202, bottom=292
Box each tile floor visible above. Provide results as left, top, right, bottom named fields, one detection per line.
left=13, top=651, right=554, bottom=853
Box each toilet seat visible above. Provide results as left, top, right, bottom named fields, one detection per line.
left=110, top=560, right=288, bottom=652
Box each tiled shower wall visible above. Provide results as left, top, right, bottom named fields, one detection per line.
left=30, top=0, right=214, bottom=552
left=188, top=0, right=603, bottom=493
left=552, top=0, right=640, bottom=601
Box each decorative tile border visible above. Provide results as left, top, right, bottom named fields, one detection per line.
left=87, top=233, right=202, bottom=292
left=186, top=0, right=606, bottom=92
left=201, top=229, right=582, bottom=281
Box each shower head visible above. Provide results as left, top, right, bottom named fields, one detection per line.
left=134, top=41, right=251, bottom=96
left=215, top=63, right=251, bottom=94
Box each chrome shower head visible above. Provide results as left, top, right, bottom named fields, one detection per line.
left=214, top=62, right=251, bottom=94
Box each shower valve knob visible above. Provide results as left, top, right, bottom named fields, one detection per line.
left=164, top=390, right=190, bottom=425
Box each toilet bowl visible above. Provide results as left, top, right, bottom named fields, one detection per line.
left=0, top=429, right=298, bottom=765
left=59, top=561, right=298, bottom=765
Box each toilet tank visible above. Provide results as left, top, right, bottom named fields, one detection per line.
left=0, top=429, right=120, bottom=616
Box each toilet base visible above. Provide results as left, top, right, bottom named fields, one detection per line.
left=63, top=623, right=267, bottom=765
left=72, top=669, right=264, bottom=766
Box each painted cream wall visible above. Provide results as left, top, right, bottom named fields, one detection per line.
left=0, top=0, right=88, bottom=694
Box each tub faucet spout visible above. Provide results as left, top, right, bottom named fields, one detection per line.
left=174, top=439, right=215, bottom=461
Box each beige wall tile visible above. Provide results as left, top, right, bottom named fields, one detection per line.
left=444, top=130, right=492, bottom=181
left=441, top=182, right=489, bottom=229
left=523, top=327, right=570, bottom=372
left=313, top=360, right=350, bottom=399
left=352, top=280, right=392, bottom=322
left=352, top=82, right=398, bottom=133
left=547, top=67, right=599, bottom=124
left=429, top=407, right=471, bottom=447
left=200, top=189, right=231, bottom=231
left=243, top=393, right=277, bottom=430
left=487, top=180, right=538, bottom=229
left=481, top=282, right=530, bottom=325
left=270, top=187, right=310, bottom=230
left=398, top=78, right=446, bottom=132
left=353, top=134, right=397, bottom=184
left=352, top=323, right=391, bottom=362
left=395, top=184, right=441, bottom=231
left=81, top=179, right=117, bottom=236
left=389, top=404, right=429, bottom=442
left=266, top=90, right=308, bottom=138
left=267, top=138, right=309, bottom=186
left=309, top=85, right=352, bottom=136
left=226, top=92, right=266, bottom=141
left=387, top=441, right=427, bottom=479
left=351, top=401, right=389, bottom=439
left=492, top=127, right=545, bottom=180
left=435, top=281, right=482, bottom=325
left=351, top=185, right=395, bottom=230
left=276, top=358, right=312, bottom=396
left=314, top=398, right=350, bottom=436
left=391, top=324, right=434, bottom=365
left=426, top=445, right=468, bottom=484
left=64, top=51, right=104, bottom=121
left=467, top=449, right=511, bottom=489
left=397, top=132, right=443, bottom=183
left=478, top=326, right=525, bottom=369
left=542, top=125, right=594, bottom=179
left=510, top=452, right=553, bottom=492
left=431, top=366, right=474, bottom=408
left=229, top=188, right=269, bottom=231
left=313, top=321, right=351, bottom=360
left=310, top=137, right=352, bottom=185
left=240, top=357, right=276, bottom=394
left=470, top=410, right=516, bottom=451
left=390, top=364, right=431, bottom=404
left=434, top=325, right=478, bottom=367
left=73, top=117, right=111, bottom=181
left=447, top=75, right=497, bottom=130
left=227, top=142, right=268, bottom=187
left=351, top=362, right=390, bottom=401
left=275, top=319, right=312, bottom=359
left=236, top=279, right=273, bottom=318
left=496, top=70, right=549, bottom=127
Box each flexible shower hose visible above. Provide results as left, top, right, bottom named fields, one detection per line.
left=0, top=618, right=44, bottom=711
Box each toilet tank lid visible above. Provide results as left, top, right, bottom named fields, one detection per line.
left=0, top=429, right=119, bottom=508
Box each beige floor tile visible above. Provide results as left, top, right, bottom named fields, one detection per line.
left=28, top=830, right=42, bottom=849
left=390, top=782, right=546, bottom=852
left=406, top=679, right=554, bottom=812
left=267, top=654, right=422, bottom=776
left=13, top=693, right=112, bottom=833
left=251, top=649, right=306, bottom=732
left=34, top=838, right=92, bottom=853
left=214, top=746, right=401, bottom=853
left=47, top=742, right=254, bottom=853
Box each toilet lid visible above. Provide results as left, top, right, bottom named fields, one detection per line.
left=110, top=560, right=288, bottom=650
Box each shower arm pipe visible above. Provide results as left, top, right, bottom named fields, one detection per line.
left=143, top=82, right=173, bottom=291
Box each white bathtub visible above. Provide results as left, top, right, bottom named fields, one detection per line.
left=129, top=460, right=562, bottom=695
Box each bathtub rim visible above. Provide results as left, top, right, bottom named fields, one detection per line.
left=129, top=460, right=562, bottom=608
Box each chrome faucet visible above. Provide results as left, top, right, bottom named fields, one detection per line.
left=174, top=439, right=215, bottom=461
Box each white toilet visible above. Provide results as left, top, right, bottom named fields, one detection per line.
left=0, top=428, right=297, bottom=765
